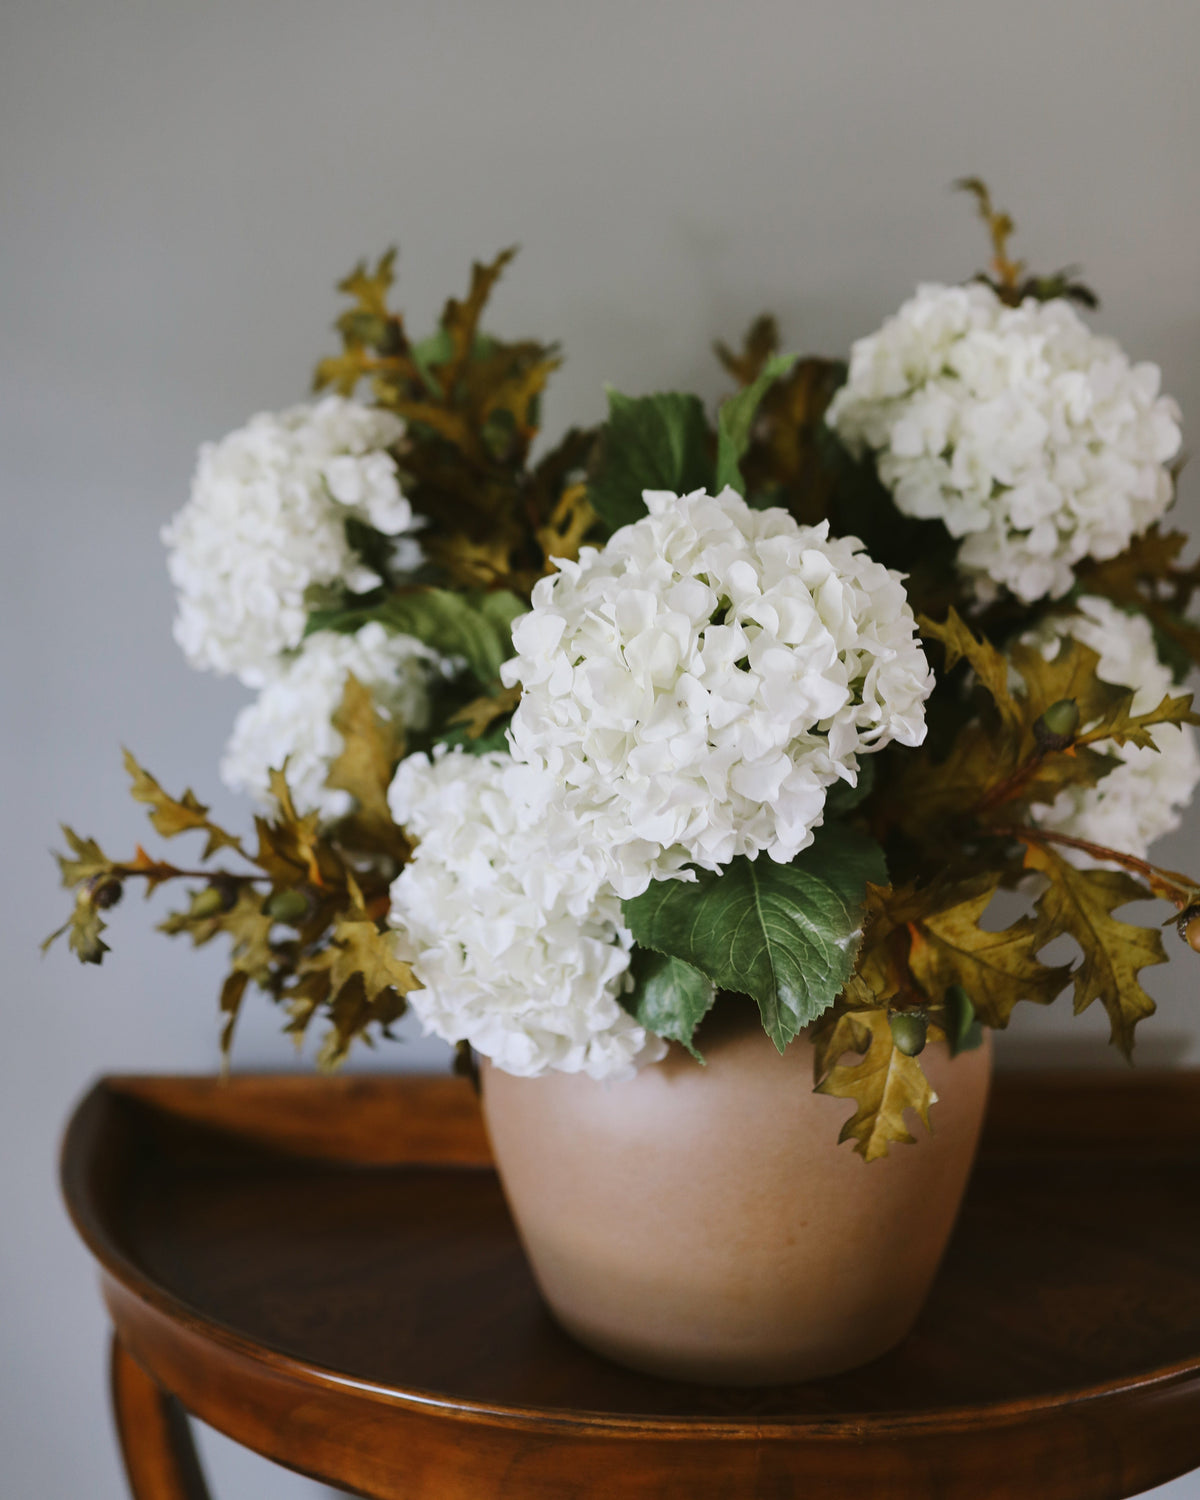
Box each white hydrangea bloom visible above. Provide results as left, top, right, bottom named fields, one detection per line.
left=388, top=750, right=666, bottom=1081
left=221, top=624, right=439, bottom=821
left=1028, top=596, right=1200, bottom=860
left=826, top=283, right=1182, bottom=604
left=163, top=396, right=422, bottom=687
left=502, top=486, right=932, bottom=898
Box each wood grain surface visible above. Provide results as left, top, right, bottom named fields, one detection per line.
left=61, top=1071, right=1200, bottom=1499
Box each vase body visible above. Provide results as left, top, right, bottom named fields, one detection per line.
left=481, top=1005, right=993, bottom=1385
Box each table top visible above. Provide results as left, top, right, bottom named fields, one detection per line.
left=62, top=1070, right=1200, bottom=1499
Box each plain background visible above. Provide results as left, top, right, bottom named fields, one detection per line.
left=4, top=2, right=1200, bottom=1495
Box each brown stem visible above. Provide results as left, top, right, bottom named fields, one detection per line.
left=111, top=864, right=269, bottom=885
left=973, top=750, right=1048, bottom=814
left=995, top=824, right=1200, bottom=908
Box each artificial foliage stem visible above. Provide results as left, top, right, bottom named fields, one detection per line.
left=999, top=824, right=1200, bottom=909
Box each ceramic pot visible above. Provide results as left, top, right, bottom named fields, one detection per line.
left=481, top=1002, right=993, bottom=1385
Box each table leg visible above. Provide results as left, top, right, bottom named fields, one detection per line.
left=110, top=1335, right=212, bottom=1500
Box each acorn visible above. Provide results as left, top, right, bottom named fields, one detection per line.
left=189, top=886, right=227, bottom=920
left=889, top=1010, right=928, bottom=1057
left=1176, top=904, right=1200, bottom=954
left=1034, top=697, right=1080, bottom=751
left=264, top=887, right=311, bottom=924
left=89, top=876, right=124, bottom=910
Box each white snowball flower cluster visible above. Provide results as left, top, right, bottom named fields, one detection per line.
left=388, top=750, right=667, bottom=1080
left=163, top=396, right=422, bottom=687
left=826, top=283, right=1182, bottom=604
left=221, top=624, right=440, bottom=821
left=502, top=487, right=932, bottom=899
left=1028, top=596, right=1200, bottom=861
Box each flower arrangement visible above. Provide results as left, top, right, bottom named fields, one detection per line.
left=49, top=183, right=1200, bottom=1159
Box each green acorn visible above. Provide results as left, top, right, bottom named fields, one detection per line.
left=188, top=886, right=226, bottom=920
left=264, top=888, right=310, bottom=924
left=1034, top=697, right=1080, bottom=750
left=889, top=1010, right=928, bottom=1057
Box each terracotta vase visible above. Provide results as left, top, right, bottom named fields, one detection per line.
left=481, top=1002, right=993, bottom=1385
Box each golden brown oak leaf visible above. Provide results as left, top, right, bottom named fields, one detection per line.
left=220, top=886, right=276, bottom=982
left=1008, top=637, right=1128, bottom=749
left=313, top=346, right=378, bottom=399
left=42, top=891, right=111, bottom=964
left=425, top=530, right=520, bottom=589
left=54, top=826, right=114, bottom=888
left=337, top=248, right=396, bottom=320
left=810, top=1007, right=870, bottom=1084
left=1024, top=841, right=1166, bottom=1057
left=893, top=720, right=1012, bottom=836
left=325, top=673, right=404, bottom=829
left=281, top=966, right=334, bottom=1043
left=202, top=886, right=284, bottom=1064
left=837, top=880, right=932, bottom=1010
left=814, top=1009, right=937, bottom=1161
left=919, top=610, right=1023, bottom=737
left=301, top=869, right=418, bottom=1069
left=312, top=909, right=417, bottom=1069
left=903, top=621, right=1158, bottom=829
left=436, top=247, right=518, bottom=391
left=124, top=750, right=244, bottom=858
left=251, top=769, right=324, bottom=886
left=218, top=970, right=250, bottom=1060
left=1014, top=746, right=1121, bottom=810
left=713, top=314, right=780, bottom=385
left=536, top=482, right=597, bottom=571
left=907, top=874, right=1071, bottom=1028
left=473, top=348, right=563, bottom=452
left=1076, top=691, right=1200, bottom=752
left=449, top=683, right=522, bottom=740
left=322, top=909, right=417, bottom=1006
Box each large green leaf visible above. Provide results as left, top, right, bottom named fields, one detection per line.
left=714, top=353, right=796, bottom=494
left=622, top=825, right=887, bottom=1051
left=623, top=948, right=717, bottom=1060
left=587, top=390, right=713, bottom=534
left=306, top=588, right=526, bottom=688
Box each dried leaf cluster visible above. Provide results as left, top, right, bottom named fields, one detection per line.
left=49, top=684, right=414, bottom=1067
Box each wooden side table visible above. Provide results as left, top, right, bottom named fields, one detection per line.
left=61, top=1071, right=1200, bottom=1499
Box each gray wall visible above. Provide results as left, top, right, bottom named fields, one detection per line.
left=3, top=2, right=1199, bottom=1495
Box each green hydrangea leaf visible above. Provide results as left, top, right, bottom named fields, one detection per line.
left=588, top=390, right=713, bottom=534
left=434, top=720, right=513, bottom=756
left=622, top=825, right=887, bottom=1052
left=623, top=948, right=717, bottom=1060
left=306, top=588, right=526, bottom=689
left=714, top=352, right=797, bottom=494
left=943, top=984, right=985, bottom=1057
